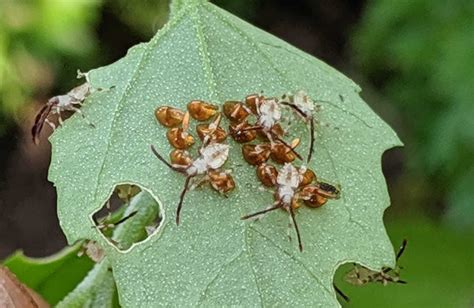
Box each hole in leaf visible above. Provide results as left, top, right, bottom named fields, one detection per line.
left=92, top=184, right=161, bottom=251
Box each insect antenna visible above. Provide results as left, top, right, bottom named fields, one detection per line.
left=308, top=118, right=315, bottom=163
left=150, top=145, right=175, bottom=170
left=396, top=239, right=408, bottom=261
left=274, top=136, right=303, bottom=161
left=31, top=103, right=54, bottom=144
left=280, top=101, right=306, bottom=118
left=288, top=205, right=303, bottom=252
left=382, top=239, right=408, bottom=274
left=176, top=175, right=193, bottom=225
left=333, top=284, right=350, bottom=302
left=241, top=202, right=282, bottom=220
left=279, top=101, right=315, bottom=163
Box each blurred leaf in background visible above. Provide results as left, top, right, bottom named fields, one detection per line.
left=353, top=0, right=474, bottom=228
left=3, top=244, right=94, bottom=305
left=0, top=0, right=102, bottom=135
left=109, top=0, right=169, bottom=38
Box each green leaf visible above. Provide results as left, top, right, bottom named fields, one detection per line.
left=49, top=1, right=401, bottom=306
left=3, top=245, right=94, bottom=305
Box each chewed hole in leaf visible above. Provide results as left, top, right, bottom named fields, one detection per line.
left=92, top=185, right=161, bottom=251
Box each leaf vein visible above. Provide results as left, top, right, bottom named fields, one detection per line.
left=248, top=225, right=333, bottom=297
left=197, top=250, right=245, bottom=306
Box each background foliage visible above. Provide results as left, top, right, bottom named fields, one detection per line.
left=0, top=0, right=473, bottom=307
left=353, top=0, right=474, bottom=228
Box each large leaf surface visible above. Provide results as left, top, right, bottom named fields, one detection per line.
left=49, top=1, right=401, bottom=306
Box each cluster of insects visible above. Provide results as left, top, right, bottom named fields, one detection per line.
left=153, top=92, right=340, bottom=251
left=223, top=92, right=341, bottom=251
left=32, top=82, right=407, bottom=303
left=31, top=87, right=340, bottom=252
left=152, top=100, right=235, bottom=225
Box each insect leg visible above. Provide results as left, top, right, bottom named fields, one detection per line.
left=307, top=117, right=315, bottom=163
left=45, top=119, right=56, bottom=130
left=150, top=145, right=179, bottom=171
left=176, top=175, right=193, bottom=225
left=70, top=106, right=96, bottom=128
left=241, top=202, right=282, bottom=220
left=58, top=113, right=64, bottom=126
left=396, top=239, right=408, bottom=261
left=288, top=205, right=303, bottom=252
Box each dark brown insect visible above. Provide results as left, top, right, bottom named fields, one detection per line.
left=229, top=121, right=257, bottom=143
left=256, top=163, right=278, bottom=187
left=195, top=113, right=227, bottom=144
left=151, top=142, right=234, bottom=225
left=166, top=111, right=195, bottom=149
left=223, top=100, right=251, bottom=123
left=187, top=100, right=218, bottom=121
left=270, top=138, right=301, bottom=164
left=155, top=106, right=185, bottom=127
left=345, top=239, right=408, bottom=286
left=31, top=83, right=95, bottom=144
left=242, top=143, right=272, bottom=165
left=242, top=163, right=340, bottom=251
left=241, top=138, right=301, bottom=166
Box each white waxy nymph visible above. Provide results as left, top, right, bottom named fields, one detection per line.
left=276, top=163, right=301, bottom=204
left=293, top=90, right=314, bottom=116
left=257, top=98, right=281, bottom=129
left=188, top=143, right=229, bottom=175
left=55, top=83, right=91, bottom=108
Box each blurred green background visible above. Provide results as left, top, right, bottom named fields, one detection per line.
left=0, top=0, right=472, bottom=306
